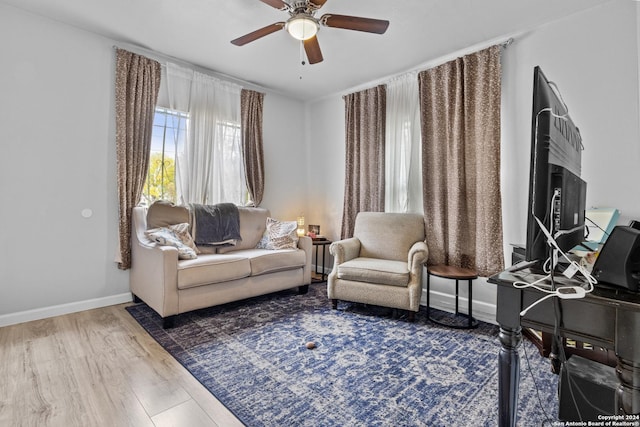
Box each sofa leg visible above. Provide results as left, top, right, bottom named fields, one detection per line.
left=408, top=311, right=416, bottom=322
left=331, top=299, right=338, bottom=310
left=298, top=285, right=309, bottom=295
left=132, top=294, right=142, bottom=304
left=162, top=315, right=177, bottom=329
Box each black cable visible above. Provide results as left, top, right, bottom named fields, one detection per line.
left=585, top=216, right=612, bottom=239
left=567, top=371, right=610, bottom=414
left=556, top=336, right=583, bottom=423
left=521, top=339, right=554, bottom=426
left=547, top=245, right=588, bottom=424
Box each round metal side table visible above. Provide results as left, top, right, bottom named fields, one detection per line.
left=426, top=264, right=479, bottom=329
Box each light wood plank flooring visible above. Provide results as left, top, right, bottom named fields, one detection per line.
left=0, top=304, right=244, bottom=427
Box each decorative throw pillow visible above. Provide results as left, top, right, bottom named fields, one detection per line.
left=265, top=217, right=299, bottom=250
left=256, top=230, right=271, bottom=249
left=145, top=226, right=198, bottom=260
left=168, top=223, right=199, bottom=254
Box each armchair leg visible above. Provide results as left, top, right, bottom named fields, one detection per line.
left=298, top=285, right=309, bottom=295
left=408, top=311, right=416, bottom=322
left=331, top=299, right=338, bottom=310
left=132, top=294, right=142, bottom=304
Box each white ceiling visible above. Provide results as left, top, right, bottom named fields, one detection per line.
left=1, top=0, right=612, bottom=100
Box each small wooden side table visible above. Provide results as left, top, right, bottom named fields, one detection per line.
left=426, top=264, right=479, bottom=329
left=311, top=239, right=332, bottom=283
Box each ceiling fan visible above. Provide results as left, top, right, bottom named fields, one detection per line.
left=231, top=0, right=390, bottom=65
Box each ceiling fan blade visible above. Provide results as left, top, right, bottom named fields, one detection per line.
left=258, top=0, right=288, bottom=10
left=320, top=14, right=389, bottom=34
left=231, top=23, right=285, bottom=46
left=303, top=36, right=323, bottom=64
left=308, top=0, right=328, bottom=9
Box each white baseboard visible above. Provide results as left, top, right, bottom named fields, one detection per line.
left=312, top=264, right=331, bottom=277
left=0, top=288, right=498, bottom=328
left=317, top=271, right=498, bottom=325
left=0, top=293, right=133, bottom=328
left=421, top=289, right=498, bottom=325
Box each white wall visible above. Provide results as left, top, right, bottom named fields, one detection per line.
left=305, top=96, right=346, bottom=241
left=0, top=4, right=129, bottom=324
left=501, top=0, right=640, bottom=260
left=261, top=93, right=309, bottom=220
left=307, top=0, right=640, bottom=323
left=0, top=4, right=307, bottom=325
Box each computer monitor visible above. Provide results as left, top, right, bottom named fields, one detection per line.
left=525, top=66, right=587, bottom=267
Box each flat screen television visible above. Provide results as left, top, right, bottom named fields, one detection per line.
left=525, top=66, right=587, bottom=267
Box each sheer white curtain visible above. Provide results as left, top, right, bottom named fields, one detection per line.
left=384, top=73, right=422, bottom=213
left=163, top=63, right=247, bottom=205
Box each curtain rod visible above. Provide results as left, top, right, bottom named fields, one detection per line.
left=501, top=38, right=514, bottom=48
left=335, top=37, right=516, bottom=100
left=114, top=36, right=515, bottom=102
left=112, top=43, right=268, bottom=94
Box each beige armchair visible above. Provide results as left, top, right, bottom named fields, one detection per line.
left=327, top=212, right=429, bottom=321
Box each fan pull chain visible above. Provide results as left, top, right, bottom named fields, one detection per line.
left=299, top=41, right=306, bottom=80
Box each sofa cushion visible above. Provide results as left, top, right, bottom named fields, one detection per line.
left=147, top=200, right=190, bottom=229
left=337, top=257, right=410, bottom=287
left=238, top=248, right=306, bottom=276
left=217, top=207, right=269, bottom=254
left=177, top=254, right=251, bottom=289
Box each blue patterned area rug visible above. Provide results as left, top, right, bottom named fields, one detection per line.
left=126, top=283, right=559, bottom=426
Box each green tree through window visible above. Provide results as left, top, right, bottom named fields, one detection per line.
left=141, top=108, right=188, bottom=206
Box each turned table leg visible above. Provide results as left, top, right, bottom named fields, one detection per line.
left=498, top=326, right=522, bottom=427
left=616, top=357, right=640, bottom=415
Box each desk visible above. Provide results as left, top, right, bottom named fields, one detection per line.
left=488, top=267, right=640, bottom=427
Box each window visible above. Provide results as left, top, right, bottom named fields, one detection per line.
left=141, top=108, right=188, bottom=206
left=141, top=107, right=249, bottom=207
left=152, top=63, right=251, bottom=207
left=385, top=75, right=422, bottom=214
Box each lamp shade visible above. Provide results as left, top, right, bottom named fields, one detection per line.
left=286, top=15, right=319, bottom=40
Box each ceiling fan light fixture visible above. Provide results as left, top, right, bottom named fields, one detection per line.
left=286, top=14, right=319, bottom=40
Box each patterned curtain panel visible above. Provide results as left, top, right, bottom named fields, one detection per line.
left=340, top=85, right=386, bottom=239
left=115, top=49, right=161, bottom=270
left=241, top=89, right=265, bottom=206
left=418, top=45, right=504, bottom=277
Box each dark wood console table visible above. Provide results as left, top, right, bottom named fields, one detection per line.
left=488, top=267, right=640, bottom=426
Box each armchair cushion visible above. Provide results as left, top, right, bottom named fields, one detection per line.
left=337, top=257, right=410, bottom=287
left=354, top=212, right=426, bottom=262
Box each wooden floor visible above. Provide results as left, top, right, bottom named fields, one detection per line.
left=0, top=304, right=244, bottom=427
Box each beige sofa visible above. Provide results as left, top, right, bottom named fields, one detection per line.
left=130, top=204, right=312, bottom=327
left=327, top=212, right=428, bottom=321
